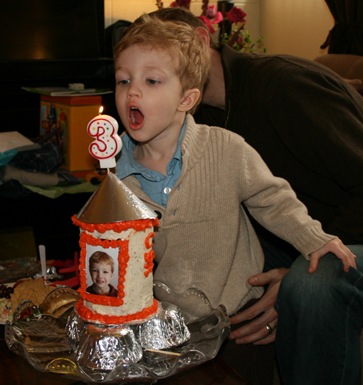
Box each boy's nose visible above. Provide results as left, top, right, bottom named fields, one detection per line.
left=127, top=82, right=141, bottom=97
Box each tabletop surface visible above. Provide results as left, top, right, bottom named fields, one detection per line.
left=0, top=326, right=247, bottom=385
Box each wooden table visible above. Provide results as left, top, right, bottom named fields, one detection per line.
left=0, top=326, right=247, bottom=385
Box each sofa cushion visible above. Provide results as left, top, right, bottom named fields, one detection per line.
left=314, top=54, right=363, bottom=95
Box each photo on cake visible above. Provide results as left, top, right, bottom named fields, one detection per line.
left=86, top=248, right=119, bottom=297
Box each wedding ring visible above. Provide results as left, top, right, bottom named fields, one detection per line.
left=265, top=323, right=273, bottom=335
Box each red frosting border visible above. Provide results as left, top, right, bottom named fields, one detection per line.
left=75, top=298, right=159, bottom=324
left=78, top=231, right=129, bottom=306
left=72, top=215, right=158, bottom=233
left=72, top=215, right=159, bottom=315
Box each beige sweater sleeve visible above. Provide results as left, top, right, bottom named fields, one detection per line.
left=228, top=128, right=336, bottom=258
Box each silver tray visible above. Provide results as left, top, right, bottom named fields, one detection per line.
left=5, top=286, right=230, bottom=383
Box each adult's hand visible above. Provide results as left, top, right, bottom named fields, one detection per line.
left=228, top=268, right=288, bottom=345
left=308, top=238, right=357, bottom=273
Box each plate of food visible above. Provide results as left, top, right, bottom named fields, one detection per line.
left=0, top=278, right=62, bottom=325
left=0, top=283, right=14, bottom=324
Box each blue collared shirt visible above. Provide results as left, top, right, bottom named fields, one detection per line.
left=117, top=120, right=186, bottom=207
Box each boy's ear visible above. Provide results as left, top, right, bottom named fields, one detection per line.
left=195, top=27, right=210, bottom=45
left=178, top=88, right=201, bottom=112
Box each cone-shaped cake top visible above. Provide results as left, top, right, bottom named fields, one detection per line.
left=77, top=172, right=157, bottom=224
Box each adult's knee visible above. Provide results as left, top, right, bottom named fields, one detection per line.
left=278, top=254, right=341, bottom=304
left=277, top=250, right=363, bottom=314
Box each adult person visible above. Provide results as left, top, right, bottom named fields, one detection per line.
left=114, top=13, right=362, bottom=385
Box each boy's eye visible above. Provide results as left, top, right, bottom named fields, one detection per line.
left=146, top=78, right=160, bottom=86
left=118, top=79, right=130, bottom=86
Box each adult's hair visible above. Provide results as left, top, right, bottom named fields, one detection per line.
left=114, top=14, right=210, bottom=107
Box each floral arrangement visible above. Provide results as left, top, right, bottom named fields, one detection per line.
left=155, top=0, right=265, bottom=53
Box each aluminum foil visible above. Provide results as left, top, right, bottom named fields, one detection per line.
left=5, top=286, right=230, bottom=383
left=74, top=323, right=143, bottom=380
left=66, top=302, right=190, bottom=375
left=137, top=303, right=190, bottom=350
left=76, top=172, right=157, bottom=224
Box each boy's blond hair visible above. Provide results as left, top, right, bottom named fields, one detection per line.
left=89, top=251, right=114, bottom=274
left=114, top=14, right=210, bottom=109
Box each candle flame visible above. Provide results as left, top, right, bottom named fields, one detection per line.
left=99, top=106, right=104, bottom=115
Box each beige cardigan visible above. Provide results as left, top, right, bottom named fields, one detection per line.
left=119, top=115, right=334, bottom=320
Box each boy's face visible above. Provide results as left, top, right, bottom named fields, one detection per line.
left=90, top=262, right=113, bottom=290
left=115, top=45, right=188, bottom=144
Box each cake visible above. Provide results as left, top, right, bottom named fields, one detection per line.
left=67, top=172, right=190, bottom=374
left=72, top=172, right=159, bottom=325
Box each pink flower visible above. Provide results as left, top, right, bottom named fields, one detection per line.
left=211, top=11, right=223, bottom=24
left=198, top=15, right=217, bottom=34
left=226, top=6, right=247, bottom=23
left=198, top=10, right=223, bottom=34
left=158, top=1, right=264, bottom=53
left=206, top=5, right=217, bottom=18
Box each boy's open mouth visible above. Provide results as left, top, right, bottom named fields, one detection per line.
left=129, top=106, right=144, bottom=127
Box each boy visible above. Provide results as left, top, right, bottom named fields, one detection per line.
left=114, top=14, right=358, bottom=383
left=86, top=251, right=118, bottom=297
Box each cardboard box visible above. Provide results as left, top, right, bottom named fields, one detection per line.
left=40, top=95, right=102, bottom=172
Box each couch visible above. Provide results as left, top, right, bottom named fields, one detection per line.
left=314, top=53, right=363, bottom=95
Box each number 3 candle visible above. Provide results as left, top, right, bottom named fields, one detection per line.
left=87, top=107, right=122, bottom=169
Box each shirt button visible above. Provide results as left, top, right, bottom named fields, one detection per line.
left=163, top=187, right=172, bottom=194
